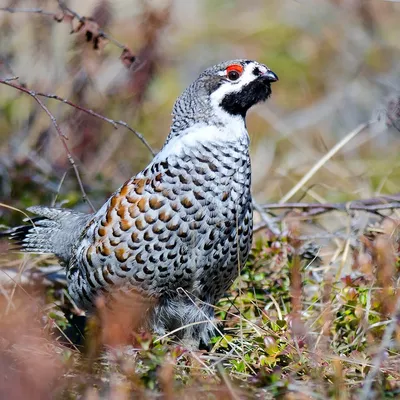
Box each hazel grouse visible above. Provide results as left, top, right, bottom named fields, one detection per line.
left=8, top=60, right=278, bottom=347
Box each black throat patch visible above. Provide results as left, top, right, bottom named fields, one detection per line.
left=220, top=78, right=272, bottom=117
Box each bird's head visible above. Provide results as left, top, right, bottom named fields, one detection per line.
left=198, top=59, right=278, bottom=117
left=167, top=59, right=278, bottom=146
left=172, top=60, right=278, bottom=123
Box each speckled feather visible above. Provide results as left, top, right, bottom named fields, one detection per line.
left=69, top=139, right=252, bottom=340
left=8, top=59, right=278, bottom=347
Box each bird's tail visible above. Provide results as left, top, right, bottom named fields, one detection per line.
left=3, top=206, right=92, bottom=265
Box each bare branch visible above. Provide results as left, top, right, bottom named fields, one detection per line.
left=0, top=7, right=56, bottom=17
left=252, top=201, right=281, bottom=235
left=260, top=194, right=400, bottom=221
left=30, top=90, right=155, bottom=156
left=0, top=3, right=136, bottom=67
left=0, top=78, right=96, bottom=212
left=56, top=0, right=127, bottom=50
left=2, top=76, right=19, bottom=83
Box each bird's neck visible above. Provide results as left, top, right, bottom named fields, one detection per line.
left=158, top=108, right=248, bottom=159
left=167, top=93, right=248, bottom=138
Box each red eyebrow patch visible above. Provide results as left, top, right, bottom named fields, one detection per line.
left=226, top=64, right=244, bottom=75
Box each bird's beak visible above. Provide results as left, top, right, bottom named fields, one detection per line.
left=262, top=70, right=279, bottom=83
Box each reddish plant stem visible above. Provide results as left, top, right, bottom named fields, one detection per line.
left=33, top=90, right=155, bottom=155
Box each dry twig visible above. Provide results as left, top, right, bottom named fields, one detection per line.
left=0, top=7, right=56, bottom=17
left=0, top=77, right=95, bottom=211
left=56, top=0, right=127, bottom=50
left=0, top=1, right=137, bottom=68
left=261, top=193, right=400, bottom=219
left=252, top=201, right=281, bottom=236
left=11, top=83, right=155, bottom=156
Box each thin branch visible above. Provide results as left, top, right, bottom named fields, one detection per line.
left=252, top=194, right=400, bottom=230
left=0, top=3, right=136, bottom=67
left=29, top=89, right=155, bottom=155
left=0, top=7, right=56, bottom=17
left=252, top=201, right=281, bottom=236
left=0, top=78, right=95, bottom=212
left=262, top=194, right=400, bottom=218
left=0, top=5, right=155, bottom=155
left=52, top=170, right=69, bottom=207
left=2, top=76, right=19, bottom=82
left=56, top=0, right=127, bottom=50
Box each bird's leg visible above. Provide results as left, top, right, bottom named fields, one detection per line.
left=151, top=294, right=216, bottom=349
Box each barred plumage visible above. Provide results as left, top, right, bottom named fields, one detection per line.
left=6, top=59, right=278, bottom=347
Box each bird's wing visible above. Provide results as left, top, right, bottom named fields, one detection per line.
left=68, top=160, right=216, bottom=305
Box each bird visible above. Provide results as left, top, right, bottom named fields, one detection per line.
left=6, top=60, right=278, bottom=348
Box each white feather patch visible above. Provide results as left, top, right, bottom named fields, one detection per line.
left=155, top=119, right=248, bottom=160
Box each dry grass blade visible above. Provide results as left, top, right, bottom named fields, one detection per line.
left=279, top=121, right=373, bottom=204
left=0, top=203, right=37, bottom=228
left=359, top=295, right=400, bottom=399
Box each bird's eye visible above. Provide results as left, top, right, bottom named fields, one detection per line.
left=226, top=64, right=243, bottom=81
left=228, top=70, right=240, bottom=80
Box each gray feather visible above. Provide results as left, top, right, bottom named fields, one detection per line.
left=10, top=206, right=92, bottom=265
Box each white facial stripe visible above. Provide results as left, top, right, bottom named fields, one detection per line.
left=211, top=62, right=267, bottom=107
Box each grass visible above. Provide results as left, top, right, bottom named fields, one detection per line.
left=0, top=216, right=399, bottom=399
